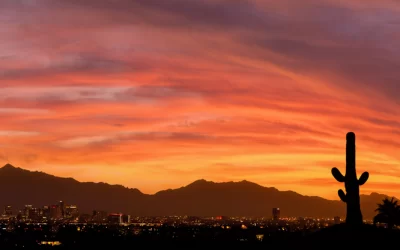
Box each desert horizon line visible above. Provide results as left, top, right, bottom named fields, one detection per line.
left=0, top=163, right=390, bottom=201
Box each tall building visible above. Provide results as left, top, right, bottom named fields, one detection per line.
left=92, top=210, right=108, bottom=223
left=272, top=208, right=280, bottom=220
left=23, top=205, right=33, bottom=219
left=28, top=208, right=39, bottom=220
left=122, top=214, right=131, bottom=224
left=22, top=205, right=39, bottom=220
left=108, top=213, right=122, bottom=225
left=3, top=205, right=12, bottom=216
left=59, top=201, right=65, bottom=218
left=49, top=205, right=62, bottom=219
left=42, top=206, right=50, bottom=219
left=65, top=205, right=79, bottom=218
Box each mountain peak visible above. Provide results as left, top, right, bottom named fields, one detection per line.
left=0, top=163, right=33, bottom=176
left=2, top=163, right=16, bottom=169
left=186, top=179, right=212, bottom=187
left=0, top=163, right=24, bottom=173
left=240, top=179, right=252, bottom=184
left=187, top=179, right=262, bottom=187
left=192, top=179, right=209, bottom=184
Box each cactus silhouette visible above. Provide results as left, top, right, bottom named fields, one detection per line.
left=331, top=132, right=369, bottom=226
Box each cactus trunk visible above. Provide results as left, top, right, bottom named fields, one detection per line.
left=344, top=133, right=362, bottom=225
left=331, top=132, right=369, bottom=226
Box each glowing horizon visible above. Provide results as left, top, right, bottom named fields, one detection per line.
left=1, top=0, right=399, bottom=200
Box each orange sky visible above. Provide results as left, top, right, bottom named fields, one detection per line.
left=0, top=0, right=399, bottom=199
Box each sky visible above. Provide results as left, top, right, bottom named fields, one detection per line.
left=0, top=0, right=399, bottom=199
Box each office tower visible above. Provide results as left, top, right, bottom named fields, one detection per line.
left=3, top=205, right=12, bottom=216
left=272, top=208, right=280, bottom=220
left=108, top=213, right=122, bottom=225
left=59, top=201, right=65, bottom=218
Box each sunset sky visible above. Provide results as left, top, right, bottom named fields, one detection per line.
left=1, top=0, right=399, bottom=199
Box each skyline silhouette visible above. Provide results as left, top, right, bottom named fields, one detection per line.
left=0, top=161, right=396, bottom=219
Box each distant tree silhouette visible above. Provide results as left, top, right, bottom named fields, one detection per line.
left=331, top=132, right=369, bottom=226
left=374, top=197, right=400, bottom=229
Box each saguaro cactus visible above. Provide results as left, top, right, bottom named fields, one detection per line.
left=331, top=132, right=369, bottom=226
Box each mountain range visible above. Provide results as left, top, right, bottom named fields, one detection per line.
left=0, top=163, right=392, bottom=219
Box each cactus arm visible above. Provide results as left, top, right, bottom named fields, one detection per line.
left=358, top=171, right=369, bottom=186
left=331, top=167, right=345, bottom=182
left=338, top=189, right=347, bottom=202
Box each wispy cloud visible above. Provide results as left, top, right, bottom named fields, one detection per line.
left=0, top=131, right=40, bottom=137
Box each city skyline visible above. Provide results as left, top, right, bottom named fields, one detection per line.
left=1, top=0, right=400, bottom=200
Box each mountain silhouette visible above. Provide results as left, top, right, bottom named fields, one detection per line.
left=0, top=164, right=391, bottom=218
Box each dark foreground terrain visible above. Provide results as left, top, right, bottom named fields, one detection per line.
left=0, top=223, right=399, bottom=249
left=0, top=164, right=392, bottom=219
left=300, top=224, right=400, bottom=248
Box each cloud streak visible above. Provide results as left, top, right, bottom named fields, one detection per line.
left=0, top=0, right=399, bottom=198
